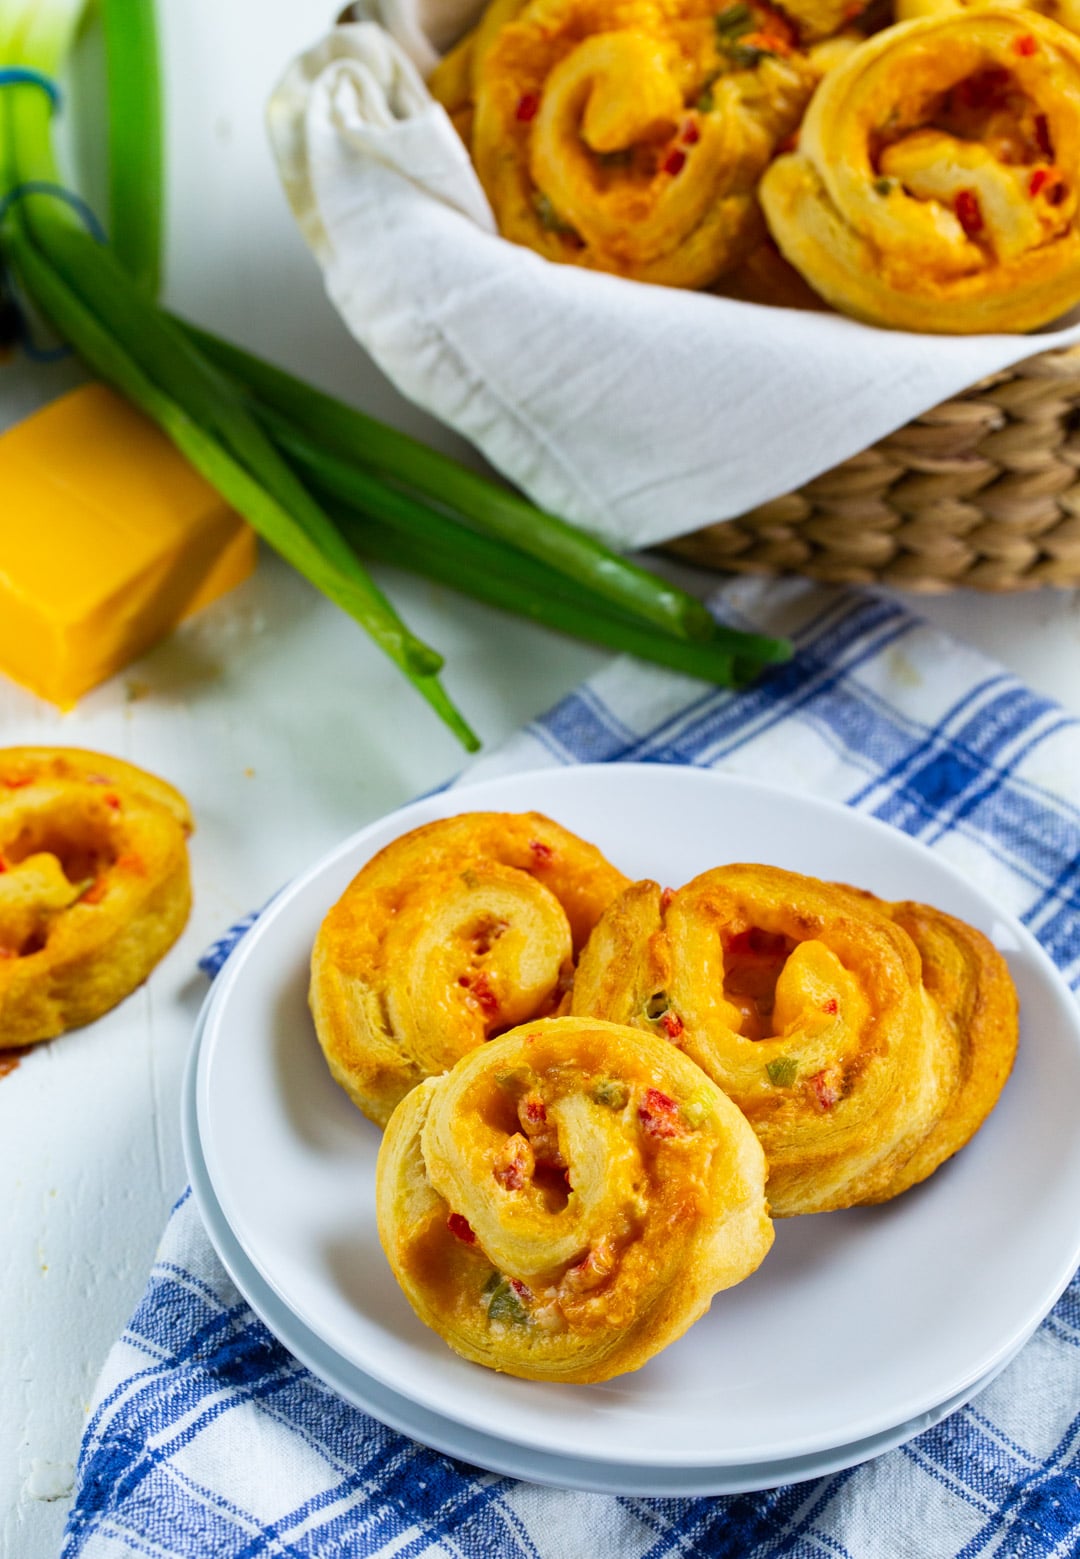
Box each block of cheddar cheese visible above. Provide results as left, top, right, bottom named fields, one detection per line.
left=0, top=383, right=257, bottom=707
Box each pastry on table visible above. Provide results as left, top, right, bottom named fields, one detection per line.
left=0, top=747, right=193, bottom=1046
left=759, top=9, right=1080, bottom=332
left=445, top=0, right=816, bottom=287
left=309, top=811, right=629, bottom=1127
left=376, top=1014, right=773, bottom=1381
left=571, top=863, right=1018, bottom=1216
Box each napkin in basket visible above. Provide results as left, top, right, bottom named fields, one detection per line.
left=62, top=580, right=1080, bottom=1558
left=266, top=18, right=1080, bottom=553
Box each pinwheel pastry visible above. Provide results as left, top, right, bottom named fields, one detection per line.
left=0, top=747, right=193, bottom=1046
left=309, top=812, right=629, bottom=1127
left=760, top=9, right=1080, bottom=332
left=896, top=0, right=1080, bottom=33
left=376, top=1014, right=773, bottom=1381
left=447, top=0, right=816, bottom=288
left=571, top=864, right=1018, bottom=1216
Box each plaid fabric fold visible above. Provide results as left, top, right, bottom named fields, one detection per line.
left=63, top=582, right=1080, bottom=1558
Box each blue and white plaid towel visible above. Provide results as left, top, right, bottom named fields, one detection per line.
left=63, top=581, right=1080, bottom=1559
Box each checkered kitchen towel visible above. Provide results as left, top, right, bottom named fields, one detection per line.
left=63, top=581, right=1080, bottom=1559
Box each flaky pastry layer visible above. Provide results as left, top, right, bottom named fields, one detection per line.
left=309, top=811, right=628, bottom=1126
left=571, top=863, right=1018, bottom=1215
left=376, top=1015, right=773, bottom=1381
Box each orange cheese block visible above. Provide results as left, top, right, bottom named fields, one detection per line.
left=0, top=383, right=257, bottom=707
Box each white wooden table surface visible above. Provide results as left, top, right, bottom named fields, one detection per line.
left=4, top=4, right=1080, bottom=1555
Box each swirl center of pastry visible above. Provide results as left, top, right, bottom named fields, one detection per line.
left=0, top=786, right=128, bottom=957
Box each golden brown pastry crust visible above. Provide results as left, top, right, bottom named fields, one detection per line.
left=428, top=0, right=529, bottom=143
left=463, top=0, right=815, bottom=287
left=309, top=811, right=629, bottom=1126
left=896, top=0, right=1080, bottom=32
left=571, top=863, right=1018, bottom=1215
left=0, top=747, right=193, bottom=1046
left=376, top=1015, right=773, bottom=1381
left=872, top=897, right=1019, bottom=1198
left=760, top=10, right=1080, bottom=333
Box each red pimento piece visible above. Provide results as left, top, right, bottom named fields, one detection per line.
left=662, top=148, right=687, bottom=177
left=495, top=1139, right=529, bottom=1190
left=516, top=92, right=539, bottom=122
left=0, top=856, right=6, bottom=874
left=470, top=970, right=500, bottom=1015
left=808, top=1070, right=840, bottom=1111
left=520, top=1094, right=547, bottom=1128
left=1013, top=33, right=1037, bottom=55
left=447, top=1212, right=476, bottom=1244
left=82, top=880, right=108, bottom=906
left=529, top=839, right=553, bottom=864
left=660, top=886, right=676, bottom=912
left=681, top=119, right=700, bottom=146
left=3, top=777, right=31, bottom=789
left=1030, top=167, right=1052, bottom=197
left=103, top=792, right=122, bottom=812
left=638, top=1087, right=687, bottom=1139
left=1035, top=114, right=1053, bottom=158
left=662, top=1011, right=684, bottom=1040
left=509, top=1278, right=533, bottom=1302
left=954, top=189, right=984, bottom=237
left=821, top=997, right=838, bottom=1016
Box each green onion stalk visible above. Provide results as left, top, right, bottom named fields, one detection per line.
left=101, top=0, right=162, bottom=298
left=0, top=0, right=792, bottom=748
left=0, top=0, right=479, bottom=749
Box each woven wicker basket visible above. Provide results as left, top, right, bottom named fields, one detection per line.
left=668, top=343, right=1080, bottom=592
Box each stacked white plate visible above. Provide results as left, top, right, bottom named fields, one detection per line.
left=183, top=766, right=1080, bottom=1495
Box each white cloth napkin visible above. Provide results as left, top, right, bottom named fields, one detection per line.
left=266, top=16, right=1080, bottom=552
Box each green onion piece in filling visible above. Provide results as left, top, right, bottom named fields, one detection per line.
left=494, top=1068, right=531, bottom=1095
left=484, top=1276, right=529, bottom=1326
left=766, top=1056, right=799, bottom=1087
left=592, top=1078, right=629, bottom=1109
left=534, top=192, right=578, bottom=237
left=715, top=4, right=754, bottom=37
left=726, top=41, right=770, bottom=65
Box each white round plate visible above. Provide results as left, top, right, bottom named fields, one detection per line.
left=184, top=990, right=1029, bottom=1496
left=194, top=764, right=1080, bottom=1471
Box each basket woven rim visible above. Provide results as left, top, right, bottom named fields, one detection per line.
left=669, top=340, right=1080, bottom=593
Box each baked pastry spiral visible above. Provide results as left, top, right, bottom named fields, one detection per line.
left=0, top=747, right=193, bottom=1046
left=428, top=0, right=527, bottom=143
left=760, top=9, right=1080, bottom=332
left=309, top=812, right=629, bottom=1127
left=896, top=0, right=1080, bottom=33
left=376, top=1015, right=773, bottom=1381
left=460, top=0, right=816, bottom=287
left=571, top=864, right=1018, bottom=1216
